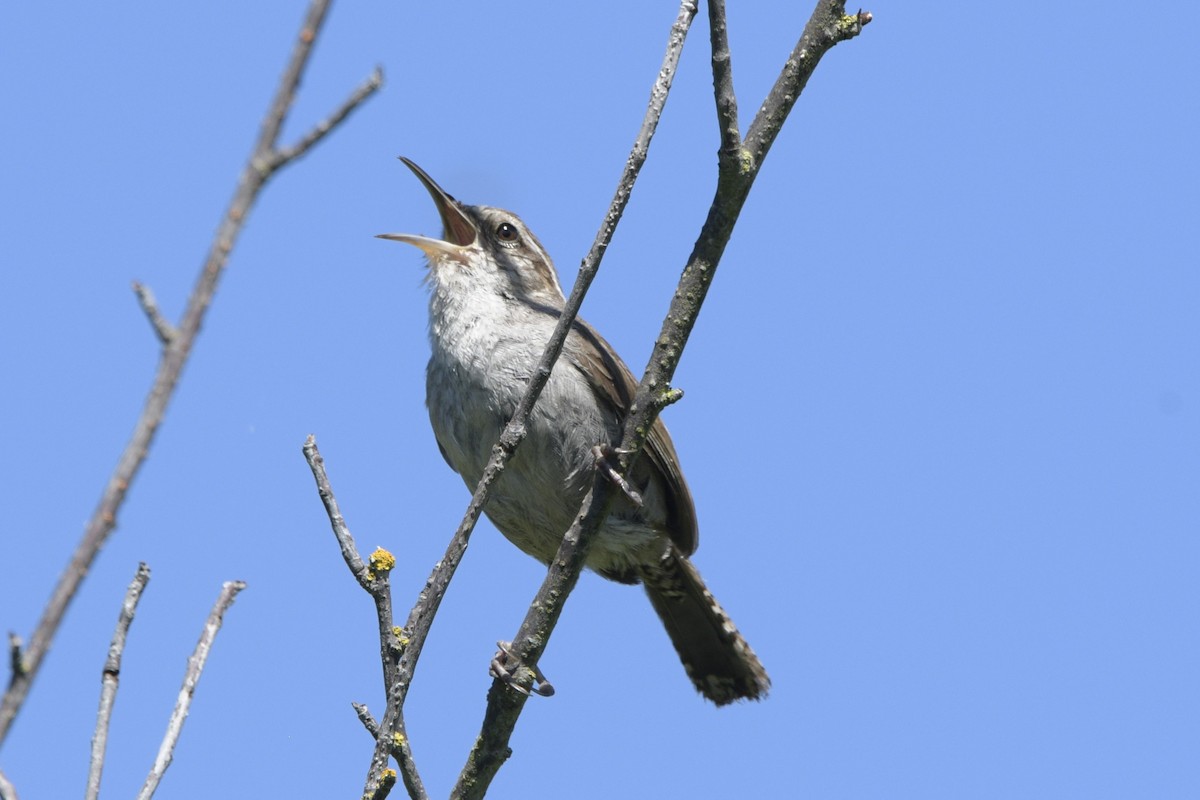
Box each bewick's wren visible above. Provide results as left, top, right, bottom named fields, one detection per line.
left=378, top=158, right=769, bottom=705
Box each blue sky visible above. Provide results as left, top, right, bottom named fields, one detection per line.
left=2, top=2, right=1198, bottom=798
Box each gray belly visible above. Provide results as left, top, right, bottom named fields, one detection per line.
left=425, top=347, right=665, bottom=578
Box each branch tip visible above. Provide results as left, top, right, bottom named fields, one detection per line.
left=655, top=387, right=685, bottom=409
left=132, top=282, right=177, bottom=345
left=135, top=577, right=245, bottom=800
left=275, top=66, right=385, bottom=166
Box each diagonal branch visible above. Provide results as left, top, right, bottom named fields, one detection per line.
left=451, top=2, right=871, bottom=797
left=449, top=2, right=703, bottom=796
left=273, top=66, right=385, bottom=167
left=86, top=563, right=152, bottom=800
left=0, top=0, right=382, bottom=745
left=743, top=5, right=872, bottom=165
left=135, top=580, right=245, bottom=800
left=623, top=0, right=872, bottom=500
left=132, top=283, right=177, bottom=345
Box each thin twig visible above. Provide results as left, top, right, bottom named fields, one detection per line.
left=302, top=438, right=427, bottom=800
left=135, top=580, right=245, bottom=800
left=86, top=563, right=152, bottom=800
left=625, top=0, right=873, bottom=475
left=619, top=0, right=873, bottom=564
left=0, top=0, right=381, bottom=745
left=303, top=437, right=371, bottom=587
left=451, top=2, right=871, bottom=796
left=274, top=66, right=385, bottom=166
left=132, top=283, right=177, bottom=345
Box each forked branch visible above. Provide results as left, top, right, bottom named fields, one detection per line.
left=0, top=0, right=381, bottom=745
left=303, top=437, right=427, bottom=800
left=452, top=2, right=870, bottom=797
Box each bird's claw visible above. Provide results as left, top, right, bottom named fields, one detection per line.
left=592, top=444, right=643, bottom=507
left=490, top=641, right=555, bottom=697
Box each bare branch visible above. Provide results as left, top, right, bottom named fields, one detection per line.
left=352, top=702, right=379, bottom=736
left=0, top=0, right=382, bottom=744
left=132, top=283, right=177, bottom=345
left=449, top=3, right=701, bottom=796
left=274, top=66, right=385, bottom=167
left=451, top=480, right=616, bottom=800
left=135, top=580, right=245, bottom=800
left=743, top=3, right=871, bottom=165
left=86, top=563, right=152, bottom=800
left=640, top=0, right=871, bottom=429
left=302, top=438, right=427, bottom=800
left=302, top=436, right=371, bottom=588
left=250, top=0, right=330, bottom=160
left=707, top=0, right=741, bottom=152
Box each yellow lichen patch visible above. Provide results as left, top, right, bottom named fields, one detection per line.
left=738, top=146, right=754, bottom=175
left=368, top=547, right=396, bottom=575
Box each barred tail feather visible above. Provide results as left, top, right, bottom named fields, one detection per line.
left=639, top=544, right=770, bottom=705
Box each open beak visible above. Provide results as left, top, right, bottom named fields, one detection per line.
left=376, top=157, right=478, bottom=258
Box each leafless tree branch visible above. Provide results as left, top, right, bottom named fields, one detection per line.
left=302, top=438, right=427, bottom=800
left=85, top=563, right=152, bottom=800
left=707, top=0, right=741, bottom=153
left=132, top=283, right=177, bottom=345
left=0, top=0, right=381, bottom=745
left=450, top=2, right=870, bottom=796
left=743, top=5, right=872, bottom=163
left=134, top=580, right=245, bottom=800
left=274, top=66, right=385, bottom=167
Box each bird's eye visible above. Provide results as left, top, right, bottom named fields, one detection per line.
left=496, top=222, right=519, bottom=242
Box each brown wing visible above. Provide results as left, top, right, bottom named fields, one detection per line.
left=564, top=315, right=699, bottom=556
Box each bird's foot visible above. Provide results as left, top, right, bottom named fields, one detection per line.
left=490, top=641, right=555, bottom=697
left=591, top=444, right=643, bottom=507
